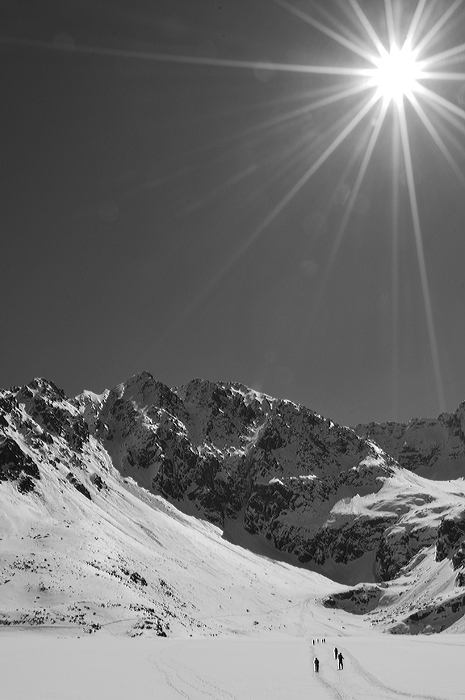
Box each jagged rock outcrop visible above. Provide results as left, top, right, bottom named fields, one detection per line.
left=77, top=372, right=406, bottom=581
left=436, top=511, right=465, bottom=564
left=0, top=435, right=40, bottom=483
left=435, top=510, right=465, bottom=586
left=0, top=378, right=108, bottom=502
left=323, top=584, right=381, bottom=614
left=2, top=371, right=465, bottom=588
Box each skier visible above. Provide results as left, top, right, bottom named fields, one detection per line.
left=337, top=652, right=344, bottom=670
left=333, top=646, right=338, bottom=659
left=313, top=657, right=319, bottom=673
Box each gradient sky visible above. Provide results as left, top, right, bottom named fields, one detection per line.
left=2, top=0, right=465, bottom=426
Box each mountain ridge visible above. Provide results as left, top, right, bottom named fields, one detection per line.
left=1, top=371, right=465, bottom=635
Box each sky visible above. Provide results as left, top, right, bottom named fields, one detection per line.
left=2, top=0, right=465, bottom=426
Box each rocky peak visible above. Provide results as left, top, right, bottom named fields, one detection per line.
left=70, top=374, right=405, bottom=581
left=3, top=373, right=465, bottom=593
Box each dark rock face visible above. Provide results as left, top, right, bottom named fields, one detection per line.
left=2, top=371, right=465, bottom=587
left=18, top=379, right=89, bottom=451
left=0, top=436, right=40, bottom=482
left=66, top=472, right=92, bottom=500
left=0, top=379, right=98, bottom=499
left=78, top=372, right=402, bottom=581
left=90, top=474, right=106, bottom=491
left=298, top=516, right=392, bottom=567
left=17, top=474, right=36, bottom=494
left=436, top=512, right=465, bottom=568
left=391, top=592, right=465, bottom=634
left=375, top=525, right=437, bottom=581
left=323, top=585, right=381, bottom=614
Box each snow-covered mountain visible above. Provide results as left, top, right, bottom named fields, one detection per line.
left=354, top=406, right=465, bottom=479
left=1, top=372, right=465, bottom=635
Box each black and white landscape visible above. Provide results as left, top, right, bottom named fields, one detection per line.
left=1, top=372, right=465, bottom=698
left=4, top=2, right=465, bottom=697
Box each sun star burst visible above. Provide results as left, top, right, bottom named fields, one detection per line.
left=11, top=0, right=465, bottom=416
left=372, top=44, right=420, bottom=104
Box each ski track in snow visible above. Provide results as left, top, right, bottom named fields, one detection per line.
left=150, top=648, right=249, bottom=700
left=297, top=596, right=314, bottom=637
left=343, top=647, right=448, bottom=700
left=310, top=642, right=449, bottom=700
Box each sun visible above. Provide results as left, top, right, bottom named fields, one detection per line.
left=15, top=0, right=463, bottom=417
left=372, top=44, right=420, bottom=105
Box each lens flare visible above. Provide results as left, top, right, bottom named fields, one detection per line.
left=6, top=0, right=465, bottom=415
left=372, top=44, right=420, bottom=104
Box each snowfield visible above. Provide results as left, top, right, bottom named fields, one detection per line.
left=1, top=632, right=464, bottom=700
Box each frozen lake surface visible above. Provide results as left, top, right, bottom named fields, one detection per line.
left=1, top=631, right=463, bottom=700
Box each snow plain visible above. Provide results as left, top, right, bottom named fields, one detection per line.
left=2, top=632, right=464, bottom=699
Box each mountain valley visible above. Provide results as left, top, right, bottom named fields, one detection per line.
left=1, top=371, right=465, bottom=638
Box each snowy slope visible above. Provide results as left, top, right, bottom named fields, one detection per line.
left=1, top=373, right=465, bottom=637
left=0, top=385, right=347, bottom=637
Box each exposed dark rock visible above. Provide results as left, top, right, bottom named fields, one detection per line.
left=90, top=474, right=106, bottom=491
left=375, top=525, right=436, bottom=580
left=66, top=472, right=91, bottom=500
left=129, top=571, right=147, bottom=586
left=391, top=592, right=465, bottom=634
left=0, top=436, right=40, bottom=482
left=17, top=475, right=36, bottom=494
left=323, top=585, right=381, bottom=614
left=436, top=512, right=465, bottom=564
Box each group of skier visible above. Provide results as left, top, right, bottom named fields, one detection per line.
left=313, top=645, right=344, bottom=673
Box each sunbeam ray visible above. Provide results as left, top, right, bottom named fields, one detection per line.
left=216, top=80, right=373, bottom=150
left=314, top=2, right=377, bottom=56
left=415, top=93, right=465, bottom=159
left=391, top=113, right=401, bottom=421
left=328, top=98, right=390, bottom=263
left=405, top=0, right=429, bottom=48
left=418, top=41, right=465, bottom=70
left=413, top=0, right=464, bottom=57
left=407, top=93, right=465, bottom=187
left=182, top=81, right=371, bottom=162
left=0, top=35, right=373, bottom=77
left=414, top=83, right=465, bottom=126
left=7, top=0, right=464, bottom=419
left=198, top=89, right=380, bottom=271
left=155, top=91, right=381, bottom=346
left=397, top=101, right=446, bottom=413
left=131, top=79, right=377, bottom=205
left=384, top=0, right=397, bottom=50
left=417, top=70, right=465, bottom=80
left=317, top=97, right=390, bottom=300
left=178, top=81, right=375, bottom=187
left=270, top=0, right=379, bottom=64
left=348, top=0, right=388, bottom=57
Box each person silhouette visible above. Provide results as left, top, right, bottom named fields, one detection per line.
left=313, top=657, right=320, bottom=673
left=333, top=646, right=338, bottom=659
left=337, top=652, right=344, bottom=670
